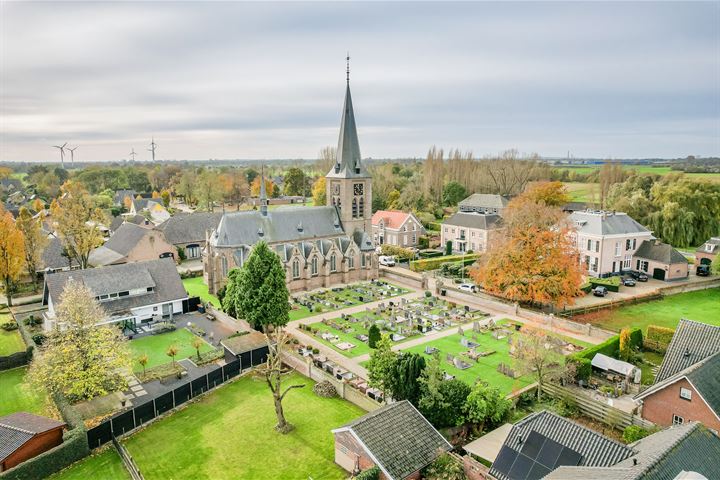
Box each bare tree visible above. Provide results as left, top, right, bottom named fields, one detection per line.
left=315, top=146, right=336, bottom=174
left=514, top=326, right=571, bottom=400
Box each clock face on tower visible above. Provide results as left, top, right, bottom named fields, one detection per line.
left=353, top=183, right=364, bottom=196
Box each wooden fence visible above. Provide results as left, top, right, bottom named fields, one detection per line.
left=113, top=436, right=144, bottom=480
left=542, top=383, right=654, bottom=431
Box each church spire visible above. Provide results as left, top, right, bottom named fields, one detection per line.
left=260, top=163, right=268, bottom=217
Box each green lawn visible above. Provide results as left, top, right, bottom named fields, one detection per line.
left=0, top=367, right=52, bottom=417
left=289, top=304, right=314, bottom=321
left=123, top=373, right=364, bottom=480
left=182, top=277, right=220, bottom=307
left=564, top=182, right=598, bottom=202
left=578, top=288, right=720, bottom=333
left=0, top=310, right=25, bottom=355
left=50, top=447, right=129, bottom=480
left=128, top=329, right=214, bottom=371
left=556, top=165, right=720, bottom=182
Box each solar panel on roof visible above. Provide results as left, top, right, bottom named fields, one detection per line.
left=520, top=431, right=544, bottom=458
left=493, top=445, right=519, bottom=477
left=508, top=453, right=533, bottom=480
left=537, top=437, right=564, bottom=468
left=527, top=461, right=552, bottom=480
left=555, top=447, right=583, bottom=468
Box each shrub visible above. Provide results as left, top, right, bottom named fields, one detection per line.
left=380, top=244, right=415, bottom=261
left=176, top=246, right=186, bottom=262
left=568, top=328, right=642, bottom=380
left=153, top=322, right=176, bottom=334
left=409, top=253, right=481, bottom=272
left=32, top=333, right=47, bottom=346
left=418, top=250, right=443, bottom=259
left=418, top=236, right=430, bottom=249
left=619, top=329, right=631, bottom=361
left=589, top=276, right=621, bottom=292
left=425, top=290, right=432, bottom=298
left=422, top=452, right=465, bottom=480
left=623, top=425, right=650, bottom=443
left=445, top=240, right=452, bottom=255
left=645, top=325, right=675, bottom=352
left=24, top=315, right=42, bottom=327
left=314, top=305, right=323, bottom=313
left=195, top=348, right=224, bottom=366
left=368, top=324, right=381, bottom=348
left=312, top=348, right=320, bottom=354
left=356, top=466, right=380, bottom=480
left=1, top=321, right=18, bottom=331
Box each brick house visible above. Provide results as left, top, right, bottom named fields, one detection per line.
left=154, top=212, right=223, bottom=260
left=635, top=319, right=720, bottom=432
left=441, top=212, right=502, bottom=254
left=458, top=194, right=509, bottom=216
left=632, top=239, right=689, bottom=281
left=695, top=237, right=719, bottom=266
left=371, top=210, right=425, bottom=248
left=569, top=210, right=653, bottom=277
left=332, top=400, right=451, bottom=479
left=0, top=412, right=66, bottom=472
left=88, top=222, right=176, bottom=267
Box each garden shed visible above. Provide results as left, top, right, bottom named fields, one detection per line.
left=220, top=331, right=270, bottom=368
left=591, top=353, right=641, bottom=383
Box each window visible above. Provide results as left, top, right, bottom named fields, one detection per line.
left=595, top=241, right=600, bottom=253
left=292, top=259, right=300, bottom=279
left=706, top=244, right=713, bottom=252
left=615, top=242, right=621, bottom=257
left=330, top=254, right=337, bottom=272
left=587, top=239, right=592, bottom=251
left=361, top=254, right=366, bottom=268
left=672, top=414, right=684, bottom=425
left=221, top=256, right=228, bottom=276
left=311, top=257, right=318, bottom=276
left=358, top=197, right=365, bottom=217
left=444, top=227, right=448, bottom=233
left=402, top=226, right=406, bottom=232
left=626, top=239, right=631, bottom=250
left=352, top=198, right=358, bottom=218
left=633, top=239, right=637, bottom=249
left=680, top=387, right=692, bottom=400
left=623, top=254, right=632, bottom=269
left=412, top=233, right=416, bottom=244
left=348, top=256, right=354, bottom=269
left=452, top=228, right=456, bottom=234
left=636, top=259, right=641, bottom=270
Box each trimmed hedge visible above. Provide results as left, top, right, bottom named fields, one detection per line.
left=645, top=325, right=675, bottom=353
left=409, top=253, right=480, bottom=272
left=418, top=250, right=443, bottom=259
left=589, top=276, right=621, bottom=292
left=569, top=328, right=642, bottom=381
left=379, top=244, right=415, bottom=261
left=0, top=347, right=32, bottom=371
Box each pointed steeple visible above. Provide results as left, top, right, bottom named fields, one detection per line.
left=259, top=163, right=268, bottom=216
left=327, top=56, right=369, bottom=179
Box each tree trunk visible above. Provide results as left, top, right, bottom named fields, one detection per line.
left=273, top=394, right=293, bottom=433
left=4, top=277, right=11, bottom=307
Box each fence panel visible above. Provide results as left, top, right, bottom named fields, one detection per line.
left=207, top=367, right=223, bottom=388
left=173, top=383, right=191, bottom=404
left=87, top=421, right=113, bottom=449
left=154, top=391, right=174, bottom=415
left=134, top=399, right=156, bottom=426
left=191, top=376, right=209, bottom=397
left=240, top=351, right=251, bottom=370
left=223, top=359, right=240, bottom=379
left=252, top=346, right=269, bottom=366
left=111, top=410, right=136, bottom=436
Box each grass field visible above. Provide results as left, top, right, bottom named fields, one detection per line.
left=575, top=288, right=720, bottom=333
left=0, top=367, right=51, bottom=417
left=0, top=310, right=25, bottom=355
left=50, top=448, right=129, bottom=480
left=128, top=329, right=214, bottom=371
left=555, top=165, right=720, bottom=182
left=182, top=277, right=220, bottom=307
left=564, top=182, right=597, bottom=202
left=123, top=373, right=363, bottom=480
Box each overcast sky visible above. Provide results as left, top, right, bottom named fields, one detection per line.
left=1, top=1, right=718, bottom=163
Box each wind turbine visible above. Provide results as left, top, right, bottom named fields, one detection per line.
left=67, top=146, right=78, bottom=165
left=129, top=148, right=137, bottom=161
left=148, top=137, right=158, bottom=162
left=52, top=142, right=68, bottom=168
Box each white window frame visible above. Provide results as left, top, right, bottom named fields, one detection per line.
left=615, top=242, right=621, bottom=257
left=330, top=254, right=337, bottom=272
left=311, top=257, right=318, bottom=276
left=680, top=387, right=692, bottom=400
left=292, top=259, right=300, bottom=280
left=672, top=414, right=684, bottom=425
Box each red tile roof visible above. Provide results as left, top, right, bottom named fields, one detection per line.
left=371, top=210, right=411, bottom=230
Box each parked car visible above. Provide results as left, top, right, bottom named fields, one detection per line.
left=622, top=277, right=636, bottom=287
left=379, top=255, right=396, bottom=267
left=593, top=286, right=608, bottom=297
left=629, top=271, right=649, bottom=282
left=696, top=264, right=711, bottom=276
left=458, top=283, right=477, bottom=293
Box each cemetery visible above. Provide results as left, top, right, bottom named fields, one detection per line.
left=301, top=293, right=491, bottom=358
left=289, top=280, right=412, bottom=321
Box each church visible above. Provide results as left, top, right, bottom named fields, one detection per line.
left=204, top=71, right=378, bottom=294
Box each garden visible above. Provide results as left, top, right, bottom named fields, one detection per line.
left=50, top=447, right=129, bottom=480
left=128, top=327, right=216, bottom=375
left=302, top=293, right=490, bottom=358
left=288, top=280, right=412, bottom=321
left=0, top=309, right=25, bottom=356
left=182, top=276, right=220, bottom=307
left=0, top=366, right=53, bottom=417
left=121, top=373, right=364, bottom=480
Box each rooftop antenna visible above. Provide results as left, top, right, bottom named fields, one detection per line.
left=52, top=142, right=68, bottom=168
left=148, top=137, right=158, bottom=162
left=67, top=146, right=78, bottom=164
left=129, top=148, right=137, bottom=161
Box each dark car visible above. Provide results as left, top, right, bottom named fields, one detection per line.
left=630, top=271, right=649, bottom=282
left=593, top=286, right=608, bottom=297
left=696, top=264, right=711, bottom=277
left=622, top=277, right=636, bottom=287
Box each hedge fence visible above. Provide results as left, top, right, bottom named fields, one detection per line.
left=568, top=328, right=643, bottom=380
left=581, top=276, right=621, bottom=293
left=644, top=325, right=676, bottom=353
left=409, top=253, right=481, bottom=272
left=0, top=312, right=33, bottom=371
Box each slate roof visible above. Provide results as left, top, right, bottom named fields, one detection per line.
left=43, top=258, right=187, bottom=317
left=113, top=189, right=136, bottom=205
left=155, top=212, right=222, bottom=245
left=333, top=400, right=451, bottom=480
left=696, top=236, right=720, bottom=254
left=326, top=83, right=370, bottom=179
left=221, top=331, right=267, bottom=355
left=443, top=212, right=502, bottom=230
left=458, top=194, right=509, bottom=209
left=98, top=222, right=150, bottom=257
left=654, top=319, right=720, bottom=383
left=0, top=412, right=65, bottom=463
left=489, top=410, right=634, bottom=480
left=39, top=236, right=78, bottom=272
left=633, top=240, right=687, bottom=265
left=109, top=214, right=146, bottom=232
left=570, top=211, right=650, bottom=236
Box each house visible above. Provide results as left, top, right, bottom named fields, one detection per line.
left=0, top=412, right=66, bottom=472
left=155, top=212, right=223, bottom=260
left=695, top=237, right=719, bottom=266
left=569, top=210, right=653, bottom=277
left=88, top=222, right=176, bottom=267
left=332, top=400, right=451, bottom=480
left=490, top=410, right=720, bottom=480
left=0, top=178, right=23, bottom=197
left=635, top=319, right=720, bottom=432
left=371, top=210, right=425, bottom=248
left=42, top=258, right=188, bottom=330
left=458, top=194, right=509, bottom=216
left=129, top=198, right=170, bottom=224
left=38, top=236, right=79, bottom=274
left=441, top=212, right=502, bottom=254
left=633, top=239, right=688, bottom=281
left=113, top=189, right=137, bottom=207
left=204, top=75, right=377, bottom=295
left=109, top=214, right=147, bottom=234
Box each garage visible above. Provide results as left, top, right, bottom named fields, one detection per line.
left=652, top=268, right=666, bottom=281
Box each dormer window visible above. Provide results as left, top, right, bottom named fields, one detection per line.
left=707, top=244, right=714, bottom=252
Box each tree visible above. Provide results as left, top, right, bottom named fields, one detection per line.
left=463, top=383, right=512, bottom=434
left=195, top=169, right=222, bottom=211
left=192, top=336, right=204, bottom=361
left=160, top=189, right=171, bottom=208
left=0, top=208, right=26, bottom=307
left=29, top=280, right=131, bottom=402
left=422, top=452, right=465, bottom=480
left=523, top=181, right=570, bottom=207
left=442, top=181, right=467, bottom=206
left=315, top=146, right=336, bottom=174
left=312, top=177, right=326, bottom=206
left=367, top=324, right=381, bottom=348
left=366, top=334, right=397, bottom=402
left=50, top=181, right=105, bottom=269
left=514, top=326, right=569, bottom=400
left=16, top=207, right=48, bottom=288
left=166, top=344, right=179, bottom=367
left=221, top=268, right=242, bottom=318
left=418, top=353, right=470, bottom=428
left=390, top=353, right=426, bottom=406
left=283, top=167, right=307, bottom=196
left=712, top=255, right=720, bottom=275
left=619, top=328, right=631, bottom=361
left=229, top=241, right=290, bottom=331
left=138, top=354, right=148, bottom=377
left=423, top=146, right=445, bottom=204
left=251, top=177, right=275, bottom=197
left=257, top=328, right=305, bottom=433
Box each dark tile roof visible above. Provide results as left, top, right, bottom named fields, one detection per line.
left=489, top=410, right=633, bottom=480
left=334, top=400, right=451, bottom=480
left=696, top=237, right=720, bottom=254
left=39, top=236, right=78, bottom=272
left=0, top=413, right=65, bottom=463
left=98, top=222, right=151, bottom=257
left=458, top=194, right=509, bottom=209
left=113, top=189, right=136, bottom=205
left=443, top=212, right=502, bottom=230
left=654, top=319, right=720, bottom=383
left=155, top=212, right=222, bottom=245
left=43, top=258, right=187, bottom=317
left=109, top=214, right=147, bottom=232
left=570, top=211, right=650, bottom=236
left=633, top=240, right=687, bottom=265
left=220, top=331, right=267, bottom=355
left=685, top=352, right=720, bottom=415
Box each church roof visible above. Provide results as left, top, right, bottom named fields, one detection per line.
left=326, top=83, right=370, bottom=179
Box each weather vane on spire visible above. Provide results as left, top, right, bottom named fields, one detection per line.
left=346, top=52, right=350, bottom=84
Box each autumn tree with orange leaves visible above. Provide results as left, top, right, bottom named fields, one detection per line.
left=470, top=182, right=584, bottom=308
left=0, top=207, right=26, bottom=307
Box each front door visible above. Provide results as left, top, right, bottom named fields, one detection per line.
left=162, top=303, right=172, bottom=316
left=612, top=261, right=616, bottom=273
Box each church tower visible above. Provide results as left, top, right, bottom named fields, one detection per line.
left=326, top=57, right=372, bottom=235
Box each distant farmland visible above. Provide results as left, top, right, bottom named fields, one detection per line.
left=553, top=165, right=720, bottom=182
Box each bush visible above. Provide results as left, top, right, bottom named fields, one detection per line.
left=589, top=276, right=621, bottom=292
left=153, top=322, right=176, bottom=334
left=32, top=333, right=47, bottom=346
left=445, top=240, right=452, bottom=256
left=195, top=348, right=224, bottom=366
left=623, top=425, right=650, bottom=443
left=1, top=321, right=18, bottom=331
left=418, top=250, right=443, bottom=259
left=356, top=466, right=380, bottom=480
left=24, top=315, right=41, bottom=327
left=314, top=305, right=323, bottom=313
left=380, top=244, right=415, bottom=261
left=312, top=348, right=320, bottom=355
left=418, top=236, right=430, bottom=249
left=368, top=324, right=381, bottom=349
left=409, top=253, right=481, bottom=272
left=425, top=290, right=432, bottom=297
left=645, top=325, right=675, bottom=352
